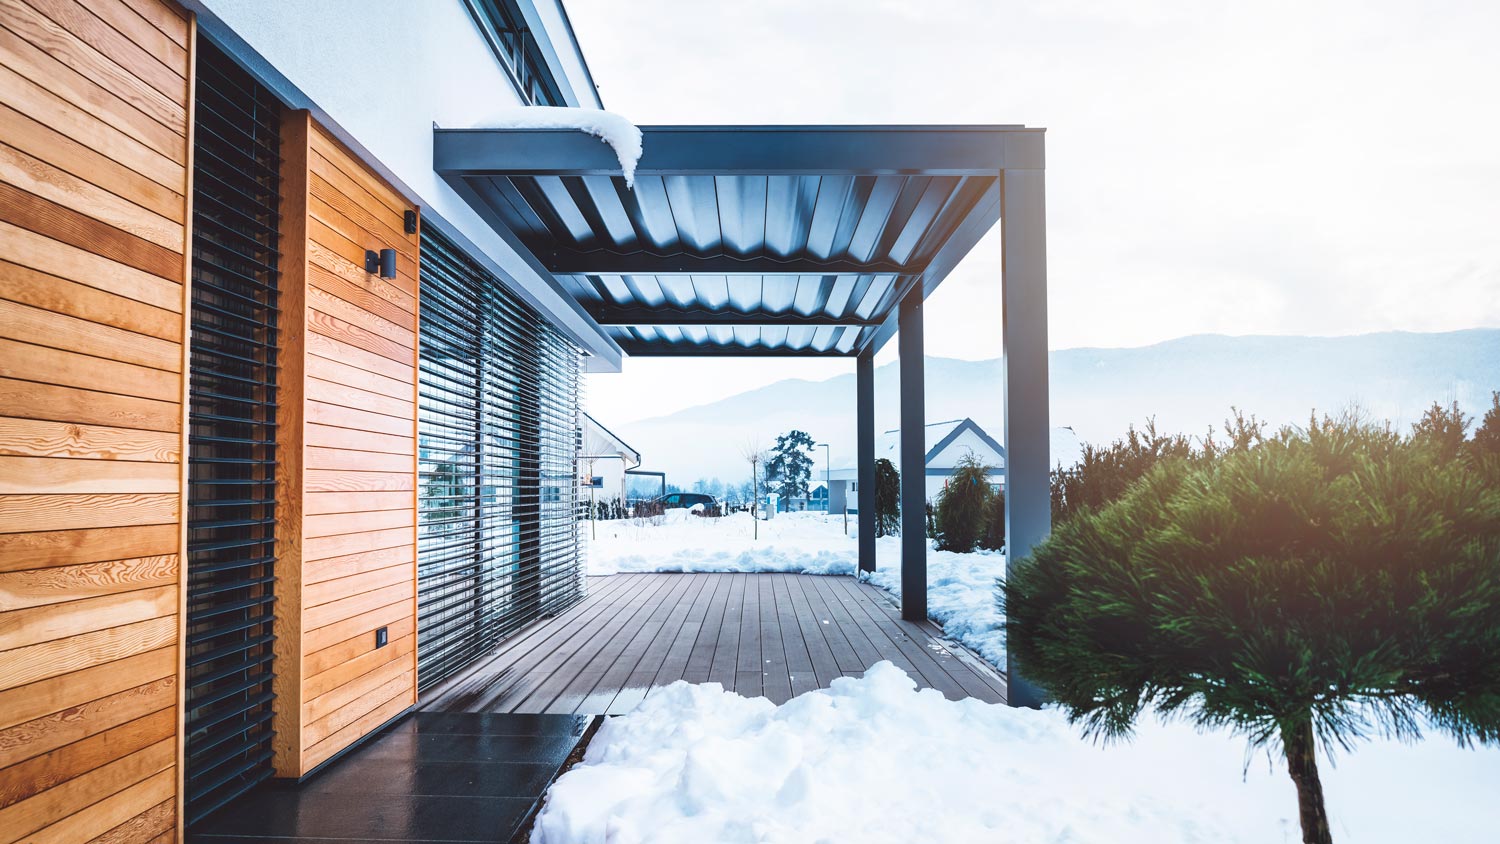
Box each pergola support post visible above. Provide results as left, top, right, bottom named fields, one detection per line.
left=856, top=350, right=876, bottom=573
left=1001, top=167, right=1051, bottom=708
left=898, top=287, right=927, bottom=621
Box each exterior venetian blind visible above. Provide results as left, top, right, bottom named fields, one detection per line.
left=184, top=39, right=282, bottom=825
left=417, top=229, right=584, bottom=691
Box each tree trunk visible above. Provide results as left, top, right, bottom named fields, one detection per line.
left=1281, top=714, right=1333, bottom=844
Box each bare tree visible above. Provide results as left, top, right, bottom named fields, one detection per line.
left=580, top=429, right=616, bottom=541
left=739, top=436, right=767, bottom=541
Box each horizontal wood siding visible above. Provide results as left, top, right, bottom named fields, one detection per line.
left=274, top=115, right=419, bottom=776
left=0, top=0, right=191, bottom=840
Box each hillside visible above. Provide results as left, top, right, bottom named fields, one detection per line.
left=604, top=329, right=1500, bottom=484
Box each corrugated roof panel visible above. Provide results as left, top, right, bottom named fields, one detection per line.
left=855, top=274, right=897, bottom=319
left=805, top=175, right=852, bottom=259
left=438, top=126, right=1023, bottom=357
left=792, top=275, right=824, bottom=316
left=622, top=274, right=666, bottom=307
left=664, top=175, right=721, bottom=251
left=846, top=176, right=904, bottom=263
left=761, top=275, right=798, bottom=313
left=823, top=275, right=856, bottom=317
left=690, top=275, right=730, bottom=310
left=764, top=175, right=817, bottom=257
left=580, top=175, right=639, bottom=247
left=625, top=175, right=679, bottom=249
left=726, top=276, right=762, bottom=311
left=716, top=175, right=767, bottom=255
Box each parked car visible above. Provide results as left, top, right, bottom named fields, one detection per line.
left=653, top=492, right=720, bottom=510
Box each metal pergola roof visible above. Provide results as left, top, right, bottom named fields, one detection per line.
left=434, top=125, right=1044, bottom=357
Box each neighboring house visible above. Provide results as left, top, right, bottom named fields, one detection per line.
left=582, top=412, right=642, bottom=504
left=828, top=418, right=1006, bottom=511
left=829, top=421, right=1086, bottom=511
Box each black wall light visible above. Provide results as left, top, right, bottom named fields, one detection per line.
left=364, top=248, right=398, bottom=279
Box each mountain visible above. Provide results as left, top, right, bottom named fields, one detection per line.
left=607, top=329, right=1500, bottom=484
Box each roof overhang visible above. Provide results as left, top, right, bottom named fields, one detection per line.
left=435, top=124, right=1043, bottom=358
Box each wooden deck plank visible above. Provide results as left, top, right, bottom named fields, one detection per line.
left=680, top=573, right=729, bottom=684
left=828, top=576, right=995, bottom=703
left=781, top=573, right=842, bottom=690
left=421, top=573, right=1005, bottom=714
left=603, top=573, right=711, bottom=714
left=569, top=573, right=697, bottom=714
left=417, top=573, right=645, bottom=712
left=512, top=574, right=682, bottom=713
left=706, top=574, right=744, bottom=691
left=476, top=573, right=663, bottom=712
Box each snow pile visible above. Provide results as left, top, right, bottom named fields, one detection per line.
left=473, top=107, right=643, bottom=187
left=588, top=510, right=859, bottom=577
left=589, top=511, right=1009, bottom=668
left=531, top=662, right=1500, bottom=843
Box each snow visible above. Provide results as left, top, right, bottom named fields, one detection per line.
left=531, top=662, right=1500, bottom=844
left=472, top=106, right=643, bottom=187
left=588, top=510, right=1008, bottom=668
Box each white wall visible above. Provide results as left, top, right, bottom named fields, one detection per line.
left=188, top=0, right=621, bottom=368
left=930, top=429, right=1005, bottom=470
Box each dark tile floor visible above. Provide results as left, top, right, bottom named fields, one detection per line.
left=191, top=712, right=595, bottom=843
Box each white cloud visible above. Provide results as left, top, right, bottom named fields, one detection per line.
left=569, top=0, right=1500, bottom=424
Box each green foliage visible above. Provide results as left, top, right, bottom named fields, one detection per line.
left=1468, top=392, right=1500, bottom=461
left=873, top=458, right=900, bottom=537
left=1005, top=412, right=1500, bottom=844
left=935, top=453, right=993, bottom=552
left=766, top=430, right=816, bottom=504
left=1410, top=400, right=1470, bottom=462
left=980, top=489, right=1006, bottom=552
left=1050, top=411, right=1265, bottom=524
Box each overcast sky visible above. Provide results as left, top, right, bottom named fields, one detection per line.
left=566, top=0, right=1500, bottom=425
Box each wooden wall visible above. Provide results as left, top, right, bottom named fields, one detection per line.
left=0, top=0, right=192, bottom=841
left=274, top=114, right=420, bottom=777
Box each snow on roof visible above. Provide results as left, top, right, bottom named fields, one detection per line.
left=472, top=107, right=643, bottom=187
left=829, top=421, right=1083, bottom=475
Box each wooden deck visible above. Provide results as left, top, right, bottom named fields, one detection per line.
left=421, top=573, right=1007, bottom=714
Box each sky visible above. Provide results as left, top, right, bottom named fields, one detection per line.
left=566, top=0, right=1500, bottom=425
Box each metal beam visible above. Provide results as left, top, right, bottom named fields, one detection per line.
left=593, top=306, right=880, bottom=328
left=1001, top=166, right=1050, bottom=709
left=898, top=286, right=927, bottom=621
left=857, top=349, right=877, bottom=574
left=545, top=248, right=917, bottom=276
left=435, top=126, right=1038, bottom=178
left=615, top=342, right=858, bottom=358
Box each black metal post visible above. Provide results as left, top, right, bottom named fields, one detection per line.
left=856, top=350, right=876, bottom=573
left=898, top=288, right=926, bottom=621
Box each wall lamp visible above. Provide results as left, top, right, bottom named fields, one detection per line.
left=364, top=248, right=397, bottom=279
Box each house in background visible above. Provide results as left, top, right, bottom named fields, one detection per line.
left=582, top=412, right=642, bottom=504
left=828, top=418, right=1006, bottom=511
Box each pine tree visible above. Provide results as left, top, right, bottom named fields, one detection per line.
left=873, top=458, right=900, bottom=537
left=1005, top=413, right=1500, bottom=844
left=935, top=453, right=991, bottom=552
left=766, top=430, right=816, bottom=504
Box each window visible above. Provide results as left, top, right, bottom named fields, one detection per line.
left=417, top=228, right=584, bottom=690
left=184, top=39, right=282, bottom=825
left=464, top=0, right=566, bottom=106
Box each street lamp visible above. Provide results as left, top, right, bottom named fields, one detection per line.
left=816, top=442, right=838, bottom=530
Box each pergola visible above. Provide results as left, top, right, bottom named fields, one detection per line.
left=434, top=124, right=1050, bottom=704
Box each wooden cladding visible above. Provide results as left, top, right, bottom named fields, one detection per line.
left=274, top=114, right=420, bottom=777
left=0, top=0, right=191, bottom=841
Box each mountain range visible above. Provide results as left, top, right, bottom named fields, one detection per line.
left=605, top=329, right=1500, bottom=484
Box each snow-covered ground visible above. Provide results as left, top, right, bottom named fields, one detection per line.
left=568, top=509, right=1500, bottom=843
left=587, top=510, right=1006, bottom=666
left=532, top=662, right=1500, bottom=844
